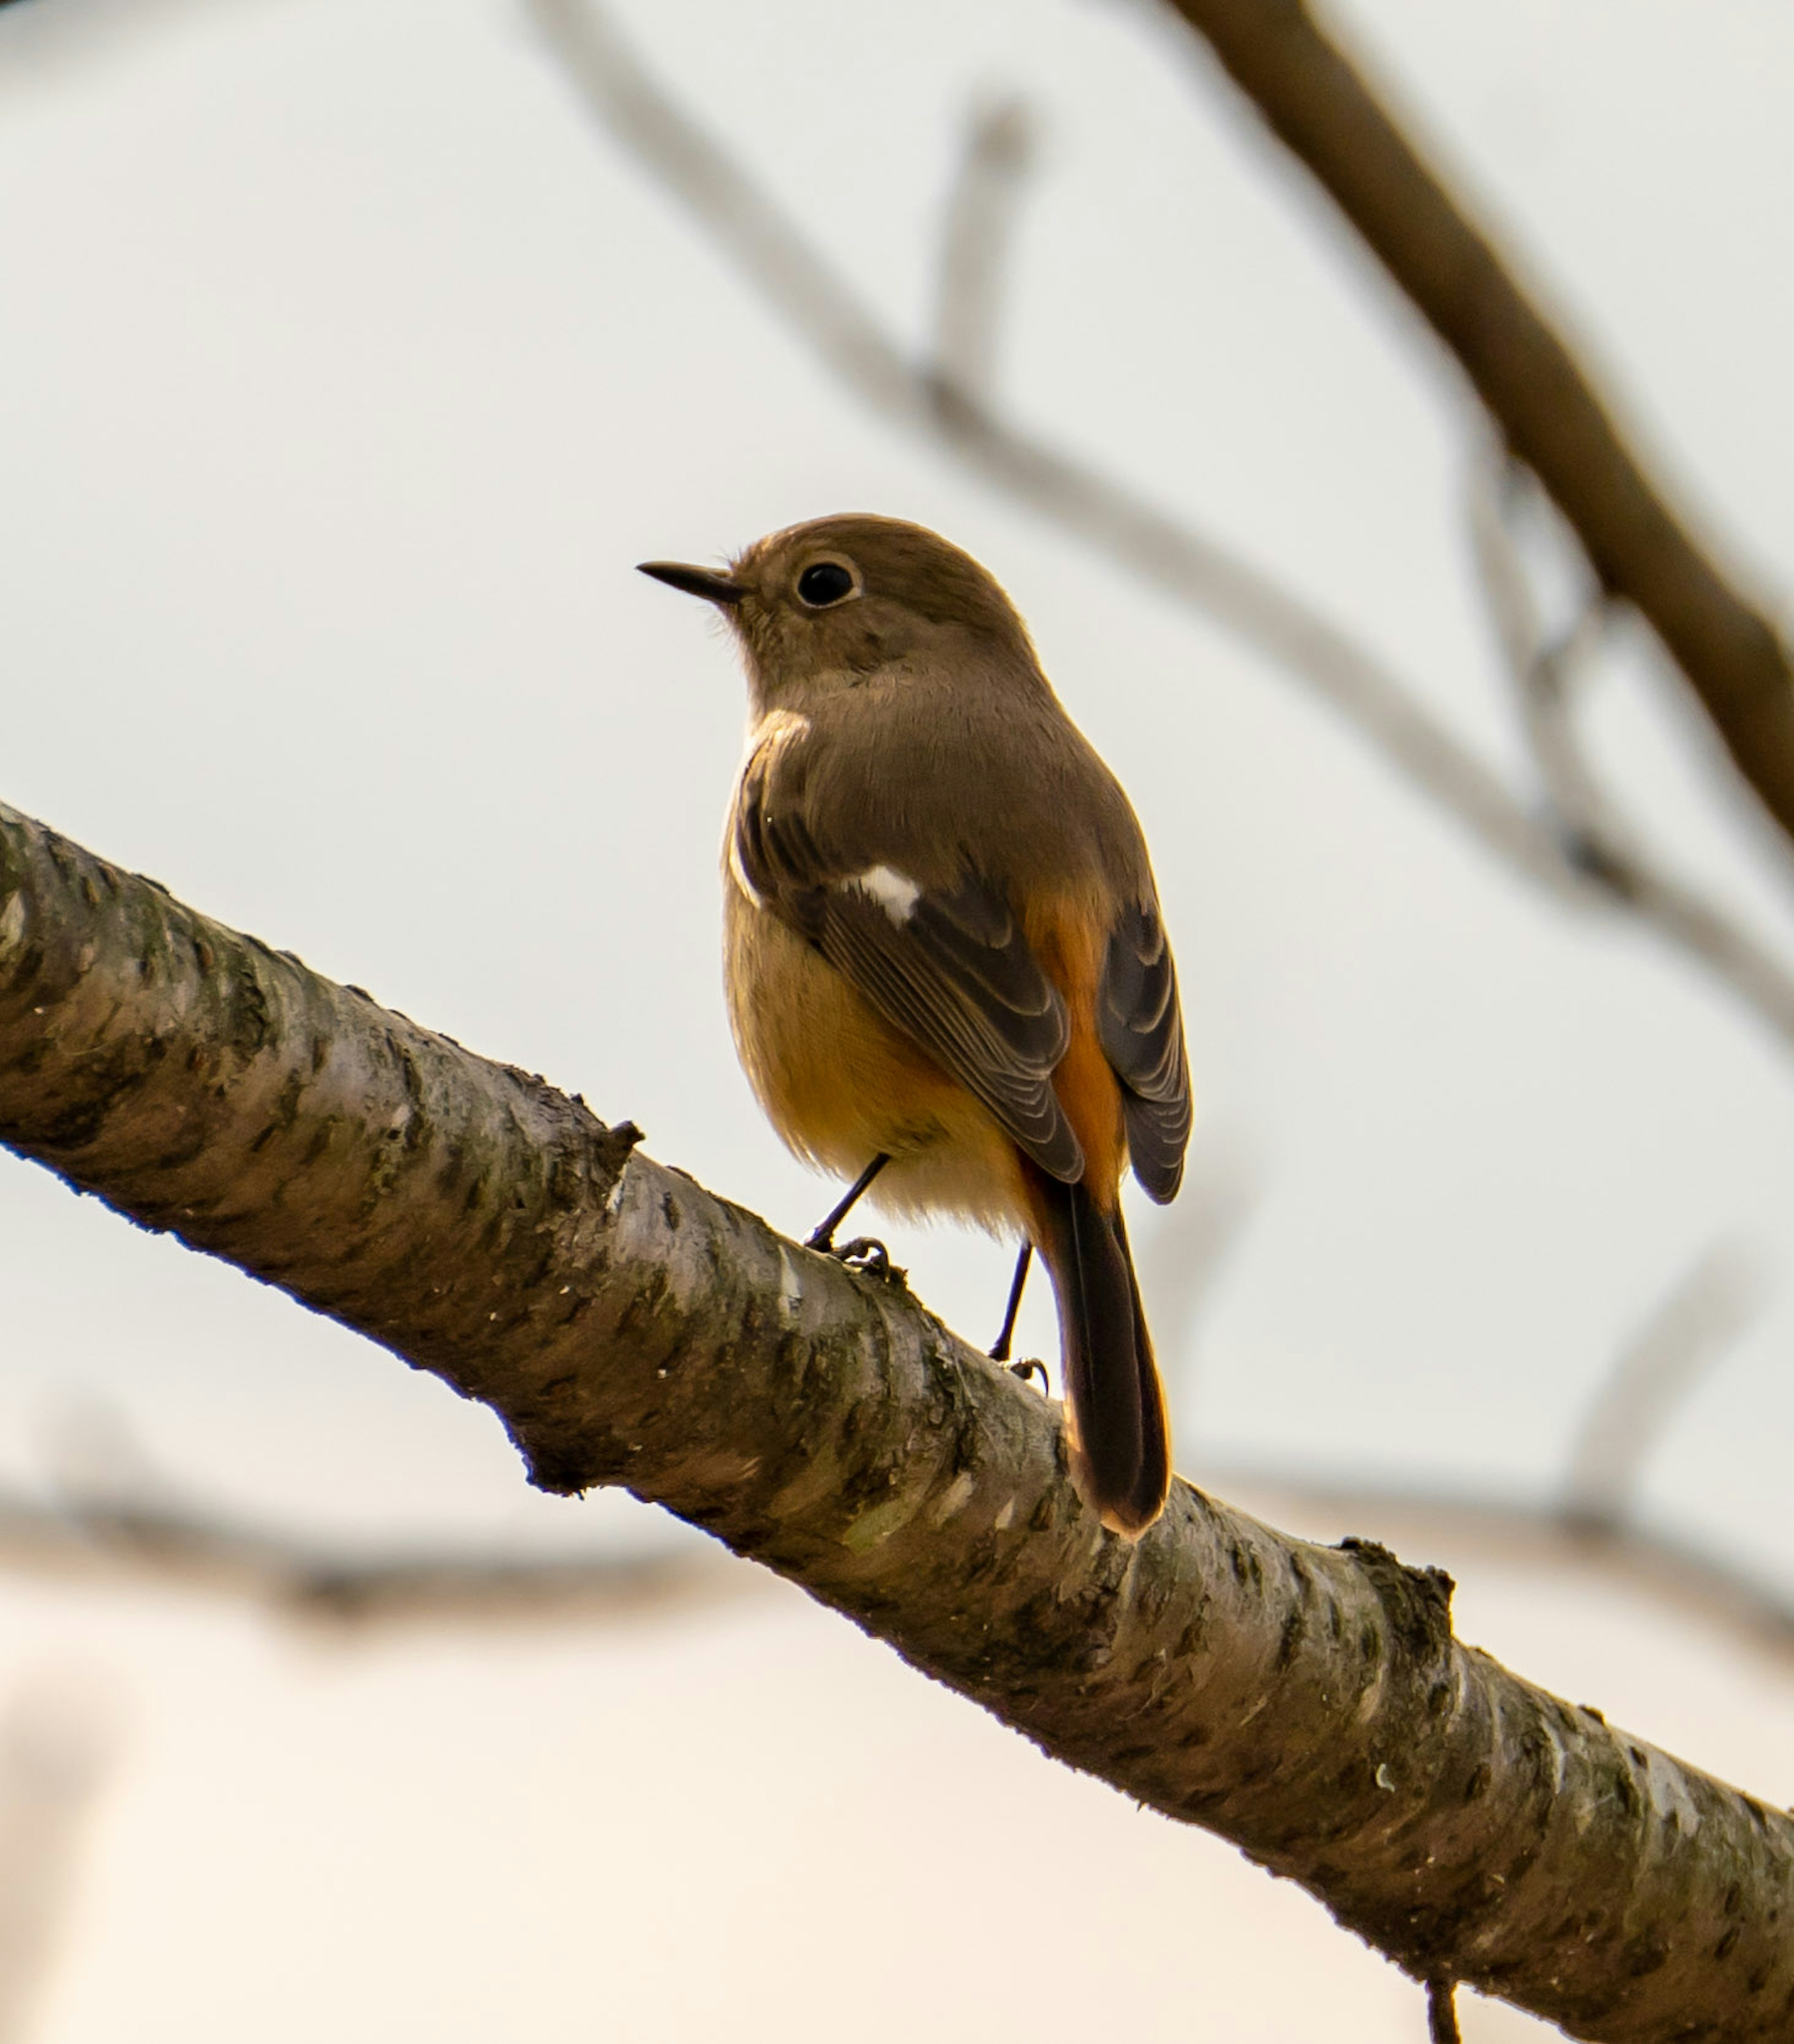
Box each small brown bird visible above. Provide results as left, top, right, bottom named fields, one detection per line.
left=640, top=516, right=1190, bottom=1536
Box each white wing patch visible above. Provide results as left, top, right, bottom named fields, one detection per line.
left=844, top=864, right=921, bottom=925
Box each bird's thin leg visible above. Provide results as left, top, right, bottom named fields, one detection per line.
left=989, top=1242, right=1032, bottom=1360
left=990, top=1242, right=1048, bottom=1391
left=806, top=1154, right=890, bottom=1253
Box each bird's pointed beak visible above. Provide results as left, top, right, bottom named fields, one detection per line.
left=637, top=560, right=747, bottom=606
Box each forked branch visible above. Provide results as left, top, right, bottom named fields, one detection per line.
left=1161, top=0, right=1794, bottom=849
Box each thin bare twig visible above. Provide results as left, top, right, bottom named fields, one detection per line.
left=0, top=1485, right=730, bottom=1625
left=1466, top=448, right=1794, bottom=1045
left=1466, top=443, right=1609, bottom=833
left=1564, top=1246, right=1765, bottom=1534
left=932, top=98, right=1039, bottom=406
left=529, top=0, right=1794, bottom=1068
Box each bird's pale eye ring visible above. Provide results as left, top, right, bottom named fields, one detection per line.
left=795, top=558, right=860, bottom=609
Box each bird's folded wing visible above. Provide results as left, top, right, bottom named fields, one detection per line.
left=733, top=755, right=1082, bottom=1182
left=1098, top=902, right=1191, bottom=1203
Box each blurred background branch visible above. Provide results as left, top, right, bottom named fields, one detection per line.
left=0, top=1672, right=117, bottom=2044
left=0, top=1488, right=731, bottom=1625
left=0, top=1208, right=1772, bottom=1688
left=1466, top=451, right=1794, bottom=1043
left=1564, top=1244, right=1765, bottom=1537
left=1, top=1421, right=1791, bottom=1663
left=930, top=96, right=1038, bottom=408
left=527, top=0, right=1794, bottom=1069
left=1159, top=0, right=1794, bottom=857
left=523, top=0, right=1572, bottom=895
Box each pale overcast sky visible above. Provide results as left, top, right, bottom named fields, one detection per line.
left=1, top=3, right=1792, bottom=2038
left=5, top=0, right=1792, bottom=1568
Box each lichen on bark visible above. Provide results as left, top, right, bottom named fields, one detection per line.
left=2, top=798, right=1791, bottom=2042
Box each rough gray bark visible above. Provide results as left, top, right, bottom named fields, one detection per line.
left=1, top=796, right=1791, bottom=2042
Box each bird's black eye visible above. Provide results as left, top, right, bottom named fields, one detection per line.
left=796, top=560, right=856, bottom=608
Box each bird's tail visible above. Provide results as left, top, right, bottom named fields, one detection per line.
left=1027, top=1171, right=1170, bottom=1537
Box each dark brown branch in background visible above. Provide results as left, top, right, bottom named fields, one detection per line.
left=526, top=0, right=1794, bottom=1069
left=6, top=806, right=1794, bottom=2042
left=1161, top=0, right=1794, bottom=852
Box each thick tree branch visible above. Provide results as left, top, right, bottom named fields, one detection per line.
left=3, top=801, right=1793, bottom=2041
left=6, top=1457, right=1794, bottom=1685
left=1161, top=0, right=1794, bottom=850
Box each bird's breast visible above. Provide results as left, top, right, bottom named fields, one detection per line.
left=721, top=882, right=1030, bottom=1231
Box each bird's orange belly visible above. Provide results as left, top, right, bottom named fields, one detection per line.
left=723, top=885, right=1030, bottom=1232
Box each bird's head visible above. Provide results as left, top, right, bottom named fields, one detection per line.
left=638, top=513, right=1037, bottom=713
